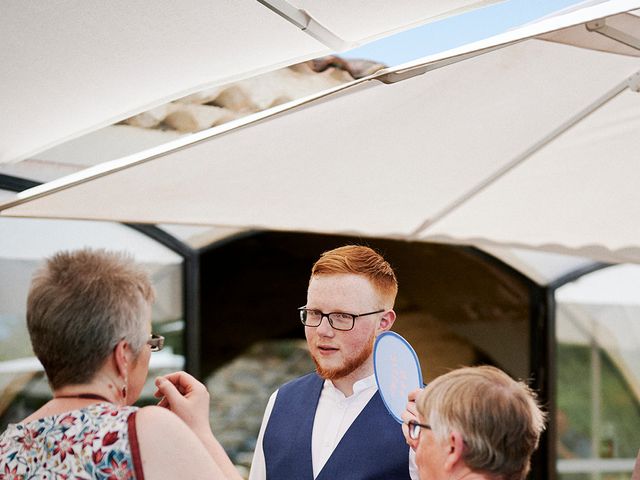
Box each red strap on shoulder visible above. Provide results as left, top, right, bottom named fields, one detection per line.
left=128, top=411, right=146, bottom=480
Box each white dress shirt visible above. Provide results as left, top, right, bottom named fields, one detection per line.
left=249, top=374, right=419, bottom=480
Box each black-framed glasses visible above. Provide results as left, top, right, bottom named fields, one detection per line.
left=407, top=420, right=431, bottom=440
left=147, top=333, right=165, bottom=352
left=298, top=307, right=384, bottom=331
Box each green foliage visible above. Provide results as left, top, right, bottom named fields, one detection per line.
left=557, top=343, right=640, bottom=459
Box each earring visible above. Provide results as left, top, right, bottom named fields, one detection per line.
left=121, top=376, right=128, bottom=400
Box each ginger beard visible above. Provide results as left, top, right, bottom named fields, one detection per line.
left=311, top=329, right=376, bottom=380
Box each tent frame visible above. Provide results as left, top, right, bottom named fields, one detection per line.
left=256, top=0, right=347, bottom=50
left=587, top=17, right=640, bottom=49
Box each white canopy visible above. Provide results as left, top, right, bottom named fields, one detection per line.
left=423, top=74, right=640, bottom=262
left=2, top=1, right=640, bottom=264
left=0, top=0, right=496, bottom=164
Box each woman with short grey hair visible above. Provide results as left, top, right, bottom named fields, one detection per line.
left=0, top=249, right=242, bottom=480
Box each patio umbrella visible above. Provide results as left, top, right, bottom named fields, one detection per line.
left=0, top=0, right=496, bottom=164
left=1, top=1, right=639, bottom=264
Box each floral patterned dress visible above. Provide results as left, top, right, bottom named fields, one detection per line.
left=0, top=402, right=143, bottom=480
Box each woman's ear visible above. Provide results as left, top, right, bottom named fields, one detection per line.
left=378, top=309, right=396, bottom=333
left=443, top=430, right=465, bottom=472
left=113, top=340, right=130, bottom=378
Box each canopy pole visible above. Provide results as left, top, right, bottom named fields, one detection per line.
left=409, top=69, right=640, bottom=240
left=377, top=43, right=510, bottom=84
left=255, top=0, right=349, bottom=51
left=586, top=18, right=640, bottom=51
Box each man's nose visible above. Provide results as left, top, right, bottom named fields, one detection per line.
left=316, top=315, right=335, bottom=336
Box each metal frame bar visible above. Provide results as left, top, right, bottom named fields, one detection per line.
left=586, top=18, right=640, bottom=51
left=533, top=286, right=554, bottom=480
left=546, top=262, right=611, bottom=479
left=0, top=174, right=39, bottom=192
left=124, top=224, right=202, bottom=378
left=255, top=0, right=348, bottom=51
left=465, top=247, right=551, bottom=480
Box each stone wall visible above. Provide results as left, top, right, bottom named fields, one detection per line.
left=121, top=57, right=384, bottom=134
left=205, top=339, right=315, bottom=478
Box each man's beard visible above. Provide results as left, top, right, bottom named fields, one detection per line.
left=311, top=331, right=376, bottom=380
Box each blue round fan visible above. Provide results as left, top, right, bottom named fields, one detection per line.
left=373, top=331, right=423, bottom=423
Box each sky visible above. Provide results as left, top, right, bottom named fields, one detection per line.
left=343, top=0, right=602, bottom=66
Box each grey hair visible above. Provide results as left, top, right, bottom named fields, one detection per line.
left=418, top=366, right=546, bottom=480
left=26, top=249, right=155, bottom=389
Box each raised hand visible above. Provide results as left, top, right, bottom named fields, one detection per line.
left=401, top=387, right=423, bottom=450
left=154, top=371, right=211, bottom=437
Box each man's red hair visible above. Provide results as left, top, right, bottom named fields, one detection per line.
left=311, top=245, right=398, bottom=306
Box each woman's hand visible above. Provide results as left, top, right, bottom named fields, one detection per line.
left=154, top=371, right=211, bottom=438
left=401, top=387, right=423, bottom=451
left=154, top=371, right=244, bottom=480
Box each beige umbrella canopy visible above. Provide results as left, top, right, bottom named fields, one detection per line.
left=2, top=1, right=639, bottom=264
left=0, top=0, right=497, bottom=164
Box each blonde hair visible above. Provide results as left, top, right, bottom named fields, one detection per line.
left=311, top=245, right=398, bottom=306
left=417, top=366, right=546, bottom=480
left=27, top=249, right=155, bottom=389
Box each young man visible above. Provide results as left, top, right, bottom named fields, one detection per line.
left=403, top=366, right=546, bottom=480
left=249, top=245, right=417, bottom=479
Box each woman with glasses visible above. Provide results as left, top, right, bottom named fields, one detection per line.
left=402, top=366, right=546, bottom=480
left=0, top=249, right=241, bottom=480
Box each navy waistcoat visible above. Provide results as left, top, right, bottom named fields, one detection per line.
left=263, top=373, right=410, bottom=480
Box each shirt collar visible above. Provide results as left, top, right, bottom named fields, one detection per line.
left=353, top=374, right=376, bottom=393
left=324, top=373, right=377, bottom=398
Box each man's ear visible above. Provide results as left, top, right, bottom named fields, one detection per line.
left=443, top=430, right=465, bottom=472
left=113, top=340, right=130, bottom=379
left=378, top=309, right=396, bottom=333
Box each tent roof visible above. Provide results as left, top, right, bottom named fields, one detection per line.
left=557, top=263, right=640, bottom=305
left=3, top=1, right=639, bottom=265
left=479, top=246, right=598, bottom=285
left=0, top=0, right=498, bottom=164
left=424, top=86, right=640, bottom=262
